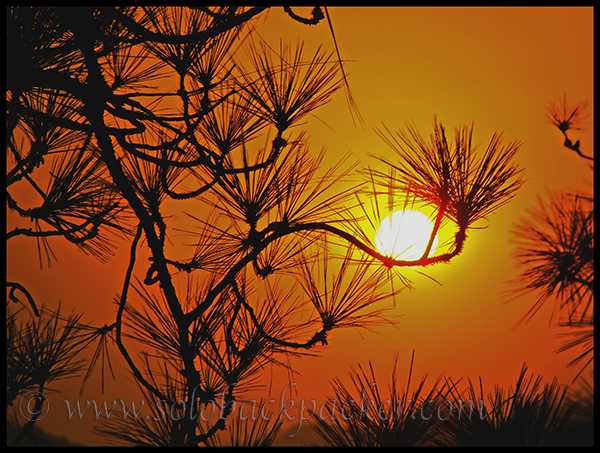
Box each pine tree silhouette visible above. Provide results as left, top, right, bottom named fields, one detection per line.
left=7, top=7, right=524, bottom=445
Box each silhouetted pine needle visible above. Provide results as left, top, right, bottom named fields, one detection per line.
left=11, top=287, right=122, bottom=400
left=208, top=140, right=294, bottom=228
left=95, top=359, right=190, bottom=446
left=508, top=97, right=593, bottom=381
left=233, top=276, right=322, bottom=356
left=140, top=7, right=217, bottom=75
left=205, top=277, right=327, bottom=394
left=189, top=24, right=243, bottom=88
left=349, top=170, right=441, bottom=250
left=6, top=304, right=87, bottom=405
left=566, top=369, right=593, bottom=425
left=441, top=364, right=585, bottom=446
left=153, top=273, right=313, bottom=401
left=196, top=93, right=267, bottom=155
left=7, top=87, right=129, bottom=266
left=121, top=141, right=186, bottom=208
left=373, top=119, right=524, bottom=232
left=8, top=141, right=133, bottom=264
left=201, top=134, right=359, bottom=243
left=180, top=209, right=248, bottom=273
left=273, top=144, right=359, bottom=226
left=6, top=303, right=91, bottom=448
left=123, top=279, right=183, bottom=358
left=509, top=191, right=594, bottom=327
left=554, top=319, right=594, bottom=380
left=196, top=357, right=232, bottom=410
left=545, top=93, right=589, bottom=133
left=77, top=324, right=117, bottom=396
left=339, top=172, right=447, bottom=293
left=188, top=278, right=236, bottom=357
left=200, top=399, right=283, bottom=446
left=44, top=150, right=123, bottom=253
left=544, top=94, right=593, bottom=161
left=311, top=351, right=449, bottom=446
left=6, top=307, right=34, bottom=407
left=237, top=39, right=343, bottom=131
left=296, top=246, right=402, bottom=333
left=100, top=44, right=167, bottom=91
left=10, top=89, right=87, bottom=160
left=253, top=233, right=317, bottom=278
left=303, top=229, right=415, bottom=311
left=323, top=6, right=365, bottom=129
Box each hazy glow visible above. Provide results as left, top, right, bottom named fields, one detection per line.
left=374, top=209, right=439, bottom=260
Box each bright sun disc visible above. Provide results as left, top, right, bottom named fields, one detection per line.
left=374, top=209, right=439, bottom=261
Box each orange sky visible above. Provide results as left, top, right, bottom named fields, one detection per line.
left=6, top=7, right=593, bottom=445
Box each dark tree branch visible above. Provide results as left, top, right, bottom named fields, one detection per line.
left=231, top=280, right=329, bottom=350
left=102, top=6, right=269, bottom=45
left=185, top=218, right=467, bottom=326
left=283, top=6, right=325, bottom=26
left=7, top=282, right=40, bottom=317
left=113, top=223, right=173, bottom=405
left=561, top=131, right=593, bottom=162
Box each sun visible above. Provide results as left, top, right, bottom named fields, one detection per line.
left=374, top=209, right=439, bottom=261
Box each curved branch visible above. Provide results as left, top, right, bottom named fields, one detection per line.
left=419, top=195, right=447, bottom=262
left=7, top=282, right=40, bottom=317
left=289, top=221, right=466, bottom=268
left=6, top=196, right=116, bottom=244
left=116, top=135, right=213, bottom=169
left=114, top=223, right=172, bottom=405
left=9, top=102, right=91, bottom=132
left=158, top=131, right=287, bottom=200
left=6, top=216, right=99, bottom=243
left=562, top=131, right=593, bottom=162
left=162, top=174, right=220, bottom=200
left=185, top=219, right=467, bottom=326
left=231, top=281, right=329, bottom=349
left=103, top=6, right=269, bottom=45
left=283, top=7, right=325, bottom=25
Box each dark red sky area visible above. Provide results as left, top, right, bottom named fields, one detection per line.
left=7, top=7, right=593, bottom=445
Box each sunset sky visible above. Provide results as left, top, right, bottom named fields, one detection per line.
left=6, top=7, right=593, bottom=445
